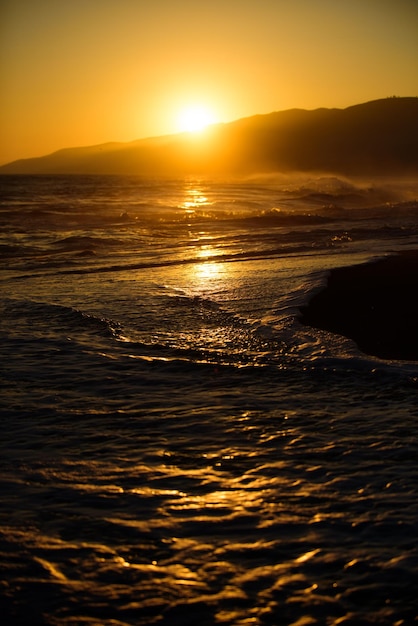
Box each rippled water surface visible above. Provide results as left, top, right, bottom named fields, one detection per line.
left=1, top=175, right=418, bottom=625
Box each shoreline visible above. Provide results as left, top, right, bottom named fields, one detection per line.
left=299, top=250, right=418, bottom=361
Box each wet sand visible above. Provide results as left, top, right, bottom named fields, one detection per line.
left=299, top=250, right=418, bottom=361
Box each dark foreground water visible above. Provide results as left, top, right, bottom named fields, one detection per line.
left=1, top=175, right=418, bottom=625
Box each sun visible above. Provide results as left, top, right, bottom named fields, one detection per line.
left=177, top=105, right=216, bottom=133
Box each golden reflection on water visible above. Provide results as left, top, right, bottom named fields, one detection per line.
left=180, top=181, right=233, bottom=284
left=195, top=261, right=223, bottom=281
left=164, top=484, right=266, bottom=521
left=180, top=183, right=211, bottom=214
left=190, top=244, right=227, bottom=283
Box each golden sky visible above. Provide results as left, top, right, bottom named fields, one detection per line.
left=1, top=0, right=417, bottom=164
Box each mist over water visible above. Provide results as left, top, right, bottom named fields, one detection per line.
left=1, top=174, right=418, bottom=625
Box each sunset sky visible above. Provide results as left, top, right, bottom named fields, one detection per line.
left=1, top=0, right=417, bottom=165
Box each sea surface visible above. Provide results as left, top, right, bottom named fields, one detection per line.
left=1, top=174, right=418, bottom=625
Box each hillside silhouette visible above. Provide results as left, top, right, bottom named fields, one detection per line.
left=1, top=98, right=417, bottom=176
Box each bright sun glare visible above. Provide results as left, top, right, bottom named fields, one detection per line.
left=177, top=105, right=215, bottom=133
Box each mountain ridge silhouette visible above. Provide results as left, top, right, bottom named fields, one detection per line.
left=1, top=97, right=417, bottom=176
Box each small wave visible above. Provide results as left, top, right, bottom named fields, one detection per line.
left=2, top=298, right=122, bottom=341
left=0, top=243, right=42, bottom=259
left=238, top=208, right=330, bottom=226
left=52, top=235, right=127, bottom=251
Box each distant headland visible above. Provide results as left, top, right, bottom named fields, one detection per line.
left=1, top=97, right=417, bottom=176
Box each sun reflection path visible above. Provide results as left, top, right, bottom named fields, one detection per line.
left=195, top=260, right=223, bottom=281
left=180, top=184, right=211, bottom=215
left=193, top=245, right=225, bottom=282
left=179, top=180, right=234, bottom=287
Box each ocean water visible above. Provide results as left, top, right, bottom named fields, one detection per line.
left=1, top=174, right=418, bottom=625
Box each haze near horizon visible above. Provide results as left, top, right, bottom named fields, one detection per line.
left=1, top=0, right=417, bottom=165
